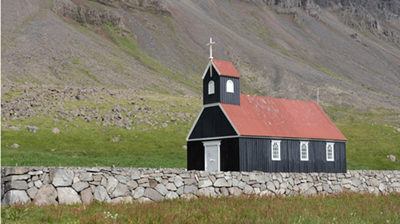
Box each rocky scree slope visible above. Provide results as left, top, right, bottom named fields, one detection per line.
left=1, top=0, right=400, bottom=111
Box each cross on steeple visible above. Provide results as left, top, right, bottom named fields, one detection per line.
left=207, top=37, right=215, bottom=60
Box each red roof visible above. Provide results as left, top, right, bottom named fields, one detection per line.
left=220, top=95, right=347, bottom=141
left=212, top=60, right=241, bottom=78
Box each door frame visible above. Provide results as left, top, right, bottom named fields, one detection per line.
left=202, top=140, right=221, bottom=171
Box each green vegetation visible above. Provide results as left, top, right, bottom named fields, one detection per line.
left=2, top=193, right=400, bottom=223
left=1, top=92, right=200, bottom=168
left=1, top=85, right=399, bottom=170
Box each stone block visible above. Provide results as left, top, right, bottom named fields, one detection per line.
left=58, top=187, right=81, bottom=204
left=79, top=173, right=93, bottom=182
left=81, top=188, right=93, bottom=204
left=220, top=187, right=229, bottom=197
left=94, top=186, right=110, bottom=202
left=144, top=188, right=163, bottom=202
left=72, top=182, right=89, bottom=192
left=34, top=184, right=58, bottom=206
left=133, top=187, right=145, bottom=199
left=155, top=184, right=168, bottom=196
left=165, top=192, right=179, bottom=200
left=243, top=185, right=254, bottom=195
left=174, top=177, right=184, bottom=188
left=106, top=176, right=118, bottom=193
left=126, top=180, right=138, bottom=190
left=198, top=179, right=212, bottom=188
left=5, top=180, right=28, bottom=191
left=184, top=185, right=198, bottom=195
left=27, top=187, right=38, bottom=199
left=166, top=183, right=177, bottom=191
left=52, top=169, right=74, bottom=187
left=34, top=180, right=42, bottom=188
left=130, top=170, right=141, bottom=180
left=4, top=167, right=29, bottom=176
left=115, top=175, right=130, bottom=184
left=2, top=190, right=30, bottom=206
left=214, top=178, right=230, bottom=187
left=198, top=187, right=217, bottom=197
left=228, top=187, right=242, bottom=197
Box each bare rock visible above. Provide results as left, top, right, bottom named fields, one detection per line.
left=214, top=178, right=230, bottom=187
left=27, top=187, right=39, bottom=199
left=144, top=188, right=163, bottom=202
left=11, top=143, right=20, bottom=148
left=387, top=155, right=396, bottom=162
left=4, top=167, right=29, bottom=176
left=72, top=182, right=89, bottom=192
left=94, top=186, right=110, bottom=202
left=52, top=169, right=74, bottom=187
left=133, top=186, right=145, bottom=199
left=2, top=190, right=30, bottom=206
left=228, top=187, right=243, bottom=197
left=57, top=187, right=81, bottom=204
left=155, top=184, right=168, bottom=196
left=165, top=192, right=179, bottom=200
left=106, top=176, right=118, bottom=193
left=81, top=188, right=93, bottom=204
left=111, top=183, right=130, bottom=198
left=34, top=184, right=58, bottom=206
left=25, top=125, right=39, bottom=133
left=5, top=180, right=28, bottom=191
left=52, top=127, right=60, bottom=134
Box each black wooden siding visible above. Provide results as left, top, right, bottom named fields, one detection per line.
left=187, top=138, right=240, bottom=171
left=219, top=76, right=240, bottom=105
left=203, top=66, right=240, bottom=106
left=188, top=106, right=237, bottom=139
left=203, top=66, right=220, bottom=105
left=239, top=138, right=346, bottom=173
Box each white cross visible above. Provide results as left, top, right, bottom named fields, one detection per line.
left=207, top=37, right=215, bottom=60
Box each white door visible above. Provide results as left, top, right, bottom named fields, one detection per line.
left=203, top=141, right=221, bottom=171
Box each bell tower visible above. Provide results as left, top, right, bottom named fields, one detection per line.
left=202, top=38, right=241, bottom=106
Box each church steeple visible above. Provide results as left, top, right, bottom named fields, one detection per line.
left=202, top=38, right=241, bottom=106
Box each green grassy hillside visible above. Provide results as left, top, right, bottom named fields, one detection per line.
left=1, top=86, right=400, bottom=170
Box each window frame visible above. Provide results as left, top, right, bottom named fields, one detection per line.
left=300, top=141, right=309, bottom=161
left=326, top=142, right=335, bottom=162
left=208, top=80, right=215, bottom=95
left=226, top=80, right=234, bottom=93
left=271, top=140, right=281, bottom=161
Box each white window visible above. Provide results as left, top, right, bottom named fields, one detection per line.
left=226, top=80, right=234, bottom=93
left=326, top=143, right=334, bottom=161
left=300, top=141, right=309, bottom=161
left=271, top=140, right=281, bottom=161
left=208, top=81, right=215, bottom=95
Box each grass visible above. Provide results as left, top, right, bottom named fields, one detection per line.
left=1, top=193, right=399, bottom=223
left=1, top=91, right=201, bottom=168
left=1, top=85, right=400, bottom=170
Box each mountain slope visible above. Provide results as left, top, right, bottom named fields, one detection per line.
left=2, top=0, right=400, bottom=110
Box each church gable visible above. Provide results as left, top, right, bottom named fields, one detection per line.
left=187, top=105, right=238, bottom=140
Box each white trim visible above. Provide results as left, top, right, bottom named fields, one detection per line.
left=271, top=140, right=281, bottom=161
left=226, top=80, right=234, bottom=93
left=187, top=135, right=239, bottom=142
left=189, top=133, right=345, bottom=143
left=203, top=140, right=221, bottom=171
left=208, top=80, right=215, bottom=95
left=300, top=141, right=309, bottom=161
left=233, top=135, right=346, bottom=143
left=201, top=61, right=221, bottom=80
left=326, top=142, right=335, bottom=161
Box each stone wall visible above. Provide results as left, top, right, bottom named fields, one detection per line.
left=2, top=167, right=400, bottom=206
